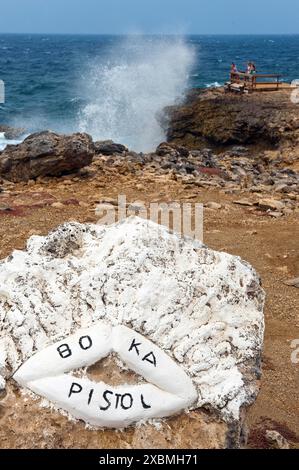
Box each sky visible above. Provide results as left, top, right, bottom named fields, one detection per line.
left=0, top=0, right=298, bottom=35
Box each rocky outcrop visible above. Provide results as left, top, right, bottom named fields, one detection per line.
left=166, top=88, right=299, bottom=150
left=94, top=140, right=127, bottom=156
left=0, top=218, right=265, bottom=447
left=0, top=125, right=25, bottom=140
left=0, top=131, right=94, bottom=182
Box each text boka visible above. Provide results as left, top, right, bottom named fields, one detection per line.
left=13, top=322, right=197, bottom=428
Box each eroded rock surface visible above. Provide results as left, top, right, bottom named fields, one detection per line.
left=0, top=217, right=265, bottom=447
left=94, top=140, right=127, bottom=156
left=0, top=131, right=94, bottom=182
left=166, top=88, right=299, bottom=150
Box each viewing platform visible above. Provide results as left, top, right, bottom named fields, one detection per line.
left=225, top=71, right=294, bottom=93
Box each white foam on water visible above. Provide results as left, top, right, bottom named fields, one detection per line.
left=205, top=81, right=222, bottom=88
left=78, top=37, right=195, bottom=152
left=0, top=132, right=24, bottom=151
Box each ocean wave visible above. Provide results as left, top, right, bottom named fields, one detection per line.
left=205, top=81, right=222, bottom=88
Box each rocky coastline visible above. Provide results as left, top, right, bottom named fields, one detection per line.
left=1, top=88, right=298, bottom=218
left=0, top=87, right=298, bottom=449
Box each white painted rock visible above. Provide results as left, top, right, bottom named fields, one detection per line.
left=0, top=217, right=265, bottom=426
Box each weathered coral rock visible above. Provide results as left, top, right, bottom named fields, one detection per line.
left=265, top=430, right=290, bottom=449
left=0, top=217, right=265, bottom=448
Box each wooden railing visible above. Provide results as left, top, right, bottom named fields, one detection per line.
left=230, top=72, right=282, bottom=91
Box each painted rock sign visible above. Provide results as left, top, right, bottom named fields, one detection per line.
left=0, top=219, right=265, bottom=429
left=13, top=322, right=197, bottom=428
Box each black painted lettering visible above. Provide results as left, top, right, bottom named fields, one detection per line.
left=115, top=393, right=122, bottom=409
left=142, top=351, right=157, bottom=367
left=128, top=338, right=141, bottom=356
left=100, top=390, right=113, bottom=411
left=141, top=394, right=151, bottom=409
left=88, top=388, right=94, bottom=405
left=68, top=382, right=82, bottom=398
left=121, top=394, right=133, bottom=410
left=58, top=343, right=72, bottom=359
left=79, top=335, right=93, bottom=351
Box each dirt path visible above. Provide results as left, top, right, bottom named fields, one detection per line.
left=0, top=169, right=298, bottom=448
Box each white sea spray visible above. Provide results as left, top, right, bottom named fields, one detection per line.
left=78, top=37, right=195, bottom=152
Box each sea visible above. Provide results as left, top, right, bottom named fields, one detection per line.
left=0, top=34, right=299, bottom=152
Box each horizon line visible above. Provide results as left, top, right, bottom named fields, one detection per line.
left=0, top=32, right=299, bottom=36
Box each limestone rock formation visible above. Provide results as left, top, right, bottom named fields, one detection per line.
left=166, top=88, right=299, bottom=150
left=0, top=217, right=265, bottom=448
left=0, top=131, right=94, bottom=182
left=94, top=140, right=127, bottom=156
